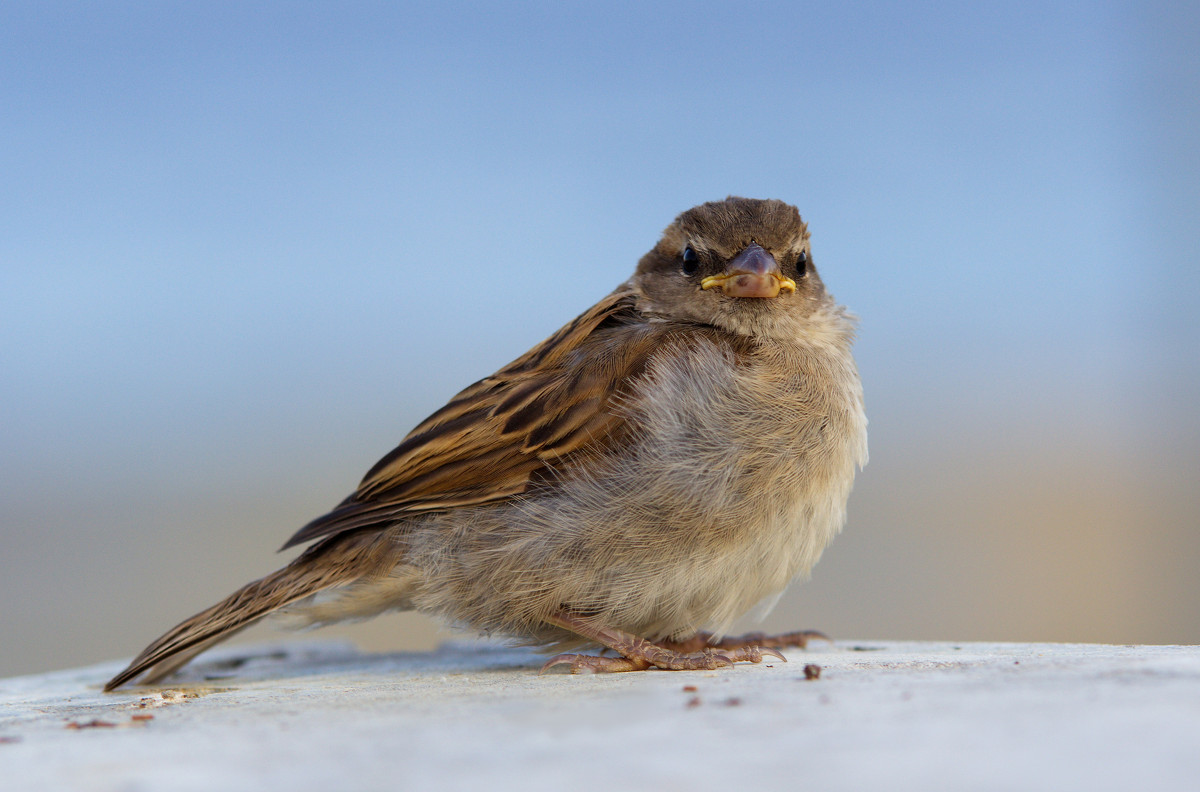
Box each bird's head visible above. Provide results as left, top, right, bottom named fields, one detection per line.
left=632, top=197, right=829, bottom=339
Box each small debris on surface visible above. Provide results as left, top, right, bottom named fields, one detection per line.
left=803, top=664, right=822, bottom=680
left=685, top=696, right=702, bottom=709
left=131, top=714, right=154, bottom=722
left=723, top=697, right=742, bottom=707
left=682, top=685, right=697, bottom=693
left=0, top=736, right=21, bottom=744
left=132, top=691, right=201, bottom=710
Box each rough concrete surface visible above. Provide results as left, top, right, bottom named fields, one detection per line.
left=1, top=640, right=1198, bottom=791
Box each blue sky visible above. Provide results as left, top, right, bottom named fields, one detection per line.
left=2, top=2, right=1197, bottom=674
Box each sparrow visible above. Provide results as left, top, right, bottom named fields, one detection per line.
left=105, top=197, right=867, bottom=690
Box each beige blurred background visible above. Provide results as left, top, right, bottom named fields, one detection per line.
left=2, top=3, right=1197, bottom=678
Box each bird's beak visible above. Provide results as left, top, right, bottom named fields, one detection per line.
left=700, top=243, right=796, bottom=299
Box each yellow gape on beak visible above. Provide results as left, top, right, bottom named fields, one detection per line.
left=700, top=243, right=797, bottom=299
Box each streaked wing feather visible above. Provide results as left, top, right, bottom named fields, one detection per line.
left=282, top=287, right=657, bottom=550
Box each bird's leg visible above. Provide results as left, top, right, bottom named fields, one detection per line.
left=540, top=611, right=785, bottom=674
left=657, top=629, right=829, bottom=653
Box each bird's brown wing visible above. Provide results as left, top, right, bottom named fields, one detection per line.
left=281, top=286, right=662, bottom=550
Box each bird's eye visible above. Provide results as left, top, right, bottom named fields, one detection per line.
left=681, top=246, right=700, bottom=275
left=796, top=250, right=808, bottom=276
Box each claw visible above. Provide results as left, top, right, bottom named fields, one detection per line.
left=540, top=654, right=577, bottom=674
left=716, top=645, right=786, bottom=665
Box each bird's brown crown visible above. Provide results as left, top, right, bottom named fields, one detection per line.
left=673, top=197, right=810, bottom=258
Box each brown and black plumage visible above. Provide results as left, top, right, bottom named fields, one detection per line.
left=105, top=197, right=867, bottom=690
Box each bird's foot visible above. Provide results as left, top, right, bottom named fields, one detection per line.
left=540, top=611, right=785, bottom=674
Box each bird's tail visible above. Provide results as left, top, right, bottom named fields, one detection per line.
left=104, top=531, right=398, bottom=691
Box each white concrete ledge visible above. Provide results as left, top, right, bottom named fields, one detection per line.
left=2, top=640, right=1198, bottom=791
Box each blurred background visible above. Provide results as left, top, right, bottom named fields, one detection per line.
left=2, top=1, right=1197, bottom=679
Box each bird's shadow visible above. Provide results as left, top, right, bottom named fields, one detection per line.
left=103, top=640, right=549, bottom=693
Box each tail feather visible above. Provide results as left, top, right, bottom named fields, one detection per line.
left=108, top=625, right=257, bottom=691
left=104, top=532, right=398, bottom=691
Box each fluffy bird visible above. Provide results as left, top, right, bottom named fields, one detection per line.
left=105, top=197, right=867, bottom=690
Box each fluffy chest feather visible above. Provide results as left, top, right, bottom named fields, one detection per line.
left=526, top=323, right=867, bottom=637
